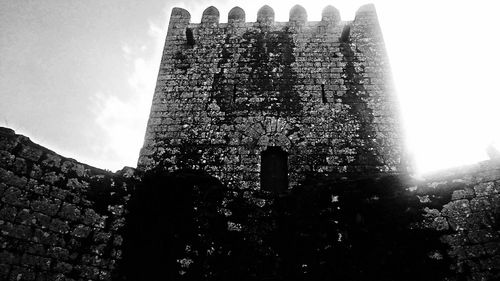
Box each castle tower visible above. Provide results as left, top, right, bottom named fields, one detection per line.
left=139, top=4, right=405, bottom=190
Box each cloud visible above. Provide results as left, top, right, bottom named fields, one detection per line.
left=89, top=11, right=169, bottom=171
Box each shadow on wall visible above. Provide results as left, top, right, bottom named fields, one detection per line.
left=118, top=169, right=450, bottom=281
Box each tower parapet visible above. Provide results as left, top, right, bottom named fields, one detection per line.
left=257, top=5, right=275, bottom=25
left=322, top=5, right=341, bottom=25
left=201, top=6, right=220, bottom=26
left=163, top=5, right=386, bottom=39
left=166, top=7, right=190, bottom=36
left=289, top=5, right=307, bottom=24
left=228, top=7, right=245, bottom=24
left=140, top=4, right=405, bottom=190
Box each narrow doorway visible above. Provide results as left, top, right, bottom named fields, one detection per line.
left=260, top=146, right=288, bottom=193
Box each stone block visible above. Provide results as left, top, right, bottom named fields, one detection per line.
left=82, top=209, right=101, bottom=226
left=13, top=158, right=27, bottom=175
left=0, top=151, right=14, bottom=167
left=432, top=216, right=449, bottom=231
left=71, top=224, right=91, bottom=238
left=32, top=212, right=51, bottom=229
left=0, top=129, right=19, bottom=150
left=19, top=242, right=45, bottom=256
left=0, top=250, right=20, bottom=265
left=21, top=254, right=51, bottom=270
left=58, top=203, right=81, bottom=222
left=66, top=178, right=88, bottom=193
left=451, top=188, right=475, bottom=200
left=48, top=219, right=69, bottom=234
left=468, top=230, right=498, bottom=244
left=0, top=264, right=11, bottom=280
left=30, top=198, right=61, bottom=216
left=33, top=229, right=63, bottom=247
left=29, top=164, right=43, bottom=180
left=0, top=168, right=27, bottom=189
left=474, top=182, right=497, bottom=197
left=15, top=209, right=34, bottom=225
left=18, top=145, right=44, bottom=162
left=53, top=261, right=73, bottom=273
left=93, top=232, right=111, bottom=243
left=2, top=187, right=29, bottom=208
left=441, top=232, right=468, bottom=246
left=9, top=266, right=36, bottom=281
left=442, top=199, right=471, bottom=217
left=41, top=172, right=64, bottom=185
left=41, top=153, right=61, bottom=168
left=8, top=224, right=32, bottom=240
left=0, top=206, right=18, bottom=222
left=75, top=264, right=100, bottom=279
left=469, top=197, right=491, bottom=212
left=47, top=246, right=69, bottom=260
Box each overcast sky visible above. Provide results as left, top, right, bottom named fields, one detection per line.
left=1, top=0, right=499, bottom=174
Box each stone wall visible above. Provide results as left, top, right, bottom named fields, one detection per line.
left=119, top=163, right=500, bottom=280
left=0, top=130, right=498, bottom=280
left=0, top=127, right=133, bottom=281
left=417, top=160, right=500, bottom=280
left=139, top=4, right=405, bottom=189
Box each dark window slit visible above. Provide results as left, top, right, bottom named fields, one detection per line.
left=321, top=84, right=328, bottom=103
left=186, top=28, right=195, bottom=46
left=232, top=84, right=237, bottom=103
left=340, top=24, right=351, bottom=43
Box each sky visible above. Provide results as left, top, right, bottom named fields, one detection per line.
left=1, top=0, right=499, bottom=175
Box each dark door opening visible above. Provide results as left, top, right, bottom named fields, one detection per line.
left=261, top=146, right=288, bottom=193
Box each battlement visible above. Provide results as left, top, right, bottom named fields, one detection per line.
left=165, top=4, right=383, bottom=50
left=169, top=4, right=379, bottom=26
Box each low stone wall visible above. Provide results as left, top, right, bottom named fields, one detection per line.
left=1, top=126, right=498, bottom=280
left=119, top=165, right=500, bottom=280
left=417, top=161, right=500, bottom=280
left=0, top=127, right=134, bottom=281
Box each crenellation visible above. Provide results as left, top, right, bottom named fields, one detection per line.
left=289, top=5, right=307, bottom=25
left=355, top=3, right=377, bottom=18
left=168, top=5, right=352, bottom=31
left=228, top=6, right=245, bottom=24
left=166, top=8, right=190, bottom=37
left=352, top=3, right=383, bottom=40
left=256, top=5, right=275, bottom=25
left=201, top=6, right=220, bottom=26
left=322, top=5, right=341, bottom=25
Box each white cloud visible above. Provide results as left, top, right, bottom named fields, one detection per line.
left=89, top=12, right=169, bottom=171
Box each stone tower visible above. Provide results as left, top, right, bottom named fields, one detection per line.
left=139, top=4, right=405, bottom=190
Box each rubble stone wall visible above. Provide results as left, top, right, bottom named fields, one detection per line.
left=0, top=133, right=498, bottom=281
left=139, top=4, right=404, bottom=189
left=0, top=127, right=133, bottom=281
left=417, top=161, right=500, bottom=280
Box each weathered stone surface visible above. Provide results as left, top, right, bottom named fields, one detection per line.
left=138, top=4, right=405, bottom=190
left=0, top=128, right=135, bottom=281
left=1, top=4, right=499, bottom=281
left=417, top=161, right=500, bottom=280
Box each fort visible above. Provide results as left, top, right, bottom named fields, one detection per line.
left=140, top=4, right=404, bottom=191
left=0, top=4, right=499, bottom=281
